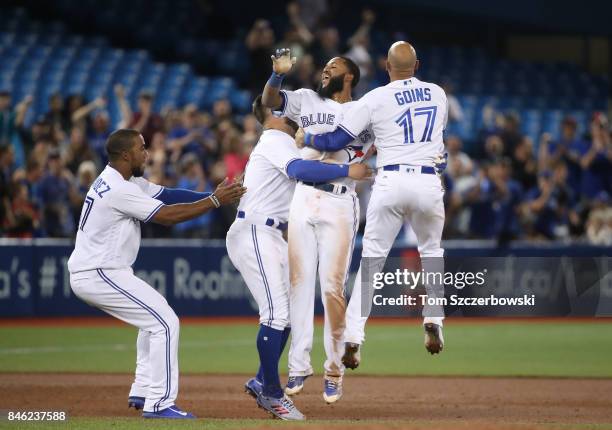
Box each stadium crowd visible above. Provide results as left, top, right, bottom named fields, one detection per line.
left=0, top=4, right=611, bottom=245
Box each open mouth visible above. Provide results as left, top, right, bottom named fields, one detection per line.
left=321, top=73, right=330, bottom=85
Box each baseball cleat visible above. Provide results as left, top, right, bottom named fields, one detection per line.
left=128, top=396, right=145, bottom=410
left=256, top=393, right=305, bottom=421
left=284, top=374, right=311, bottom=396
left=244, top=377, right=263, bottom=399
left=142, top=405, right=195, bottom=419
left=342, top=342, right=361, bottom=369
left=424, top=323, right=444, bottom=354
left=323, top=378, right=343, bottom=404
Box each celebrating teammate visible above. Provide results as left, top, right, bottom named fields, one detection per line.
left=67, top=129, right=246, bottom=419
left=262, top=50, right=375, bottom=403
left=226, top=96, right=371, bottom=420
left=299, top=41, right=448, bottom=360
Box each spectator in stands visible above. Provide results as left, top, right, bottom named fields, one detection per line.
left=511, top=136, right=538, bottom=192
left=467, top=159, right=522, bottom=241
left=222, top=130, right=250, bottom=182
left=115, top=85, right=163, bottom=144
left=0, top=92, right=31, bottom=145
left=521, top=167, right=573, bottom=240
left=87, top=110, right=112, bottom=168
left=484, top=135, right=504, bottom=162
left=539, top=116, right=584, bottom=197
left=173, top=154, right=213, bottom=238
left=71, top=96, right=106, bottom=132
left=246, top=19, right=276, bottom=93
left=586, top=196, right=612, bottom=245
left=446, top=135, right=473, bottom=180
left=14, top=158, right=44, bottom=211
left=62, top=127, right=97, bottom=174
left=0, top=144, right=16, bottom=234
left=76, top=160, right=97, bottom=196
left=296, top=0, right=328, bottom=31
left=500, top=112, right=523, bottom=157
left=312, top=27, right=340, bottom=67
left=167, top=104, right=212, bottom=164
left=285, top=53, right=317, bottom=90
left=45, top=93, right=71, bottom=135
left=5, top=180, right=40, bottom=238
left=575, top=113, right=612, bottom=200
left=344, top=9, right=375, bottom=97
left=19, top=116, right=54, bottom=154
left=38, top=150, right=78, bottom=237
left=278, top=2, right=314, bottom=60
left=442, top=80, right=464, bottom=124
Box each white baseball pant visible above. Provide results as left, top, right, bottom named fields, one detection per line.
left=70, top=267, right=179, bottom=412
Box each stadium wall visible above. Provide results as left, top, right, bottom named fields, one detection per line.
left=0, top=239, right=609, bottom=317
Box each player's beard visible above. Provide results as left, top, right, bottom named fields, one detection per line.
left=132, top=164, right=145, bottom=177
left=317, top=74, right=345, bottom=99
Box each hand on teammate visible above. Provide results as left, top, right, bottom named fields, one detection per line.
left=294, top=128, right=305, bottom=148
left=213, top=177, right=247, bottom=205
left=434, top=152, right=448, bottom=175
left=271, top=48, right=296, bottom=75
left=348, top=163, right=374, bottom=180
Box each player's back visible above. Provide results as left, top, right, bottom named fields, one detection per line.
left=237, top=129, right=299, bottom=222
left=360, top=77, right=447, bottom=168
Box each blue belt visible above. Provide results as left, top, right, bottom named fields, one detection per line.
left=237, top=211, right=288, bottom=231
left=300, top=182, right=348, bottom=194
left=383, top=164, right=435, bottom=174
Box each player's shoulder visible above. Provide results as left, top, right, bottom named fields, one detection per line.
left=416, top=78, right=447, bottom=97
left=283, top=87, right=316, bottom=97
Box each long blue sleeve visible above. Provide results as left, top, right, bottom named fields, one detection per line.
left=305, top=126, right=354, bottom=152
left=286, top=159, right=349, bottom=183
left=156, top=187, right=210, bottom=205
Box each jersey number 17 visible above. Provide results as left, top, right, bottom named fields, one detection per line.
left=395, top=106, right=437, bottom=144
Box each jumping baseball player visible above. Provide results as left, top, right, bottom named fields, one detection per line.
left=262, top=49, right=375, bottom=403
left=226, top=96, right=371, bottom=420
left=299, top=41, right=448, bottom=366
left=68, top=129, right=246, bottom=419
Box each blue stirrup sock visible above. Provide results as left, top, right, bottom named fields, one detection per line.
left=257, top=324, right=284, bottom=398
left=256, top=326, right=290, bottom=384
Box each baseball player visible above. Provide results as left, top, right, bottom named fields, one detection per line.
left=67, top=129, right=246, bottom=419
left=226, top=96, right=371, bottom=420
left=300, top=41, right=448, bottom=366
left=262, top=50, right=375, bottom=403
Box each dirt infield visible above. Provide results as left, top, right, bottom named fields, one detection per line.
left=1, top=373, right=611, bottom=428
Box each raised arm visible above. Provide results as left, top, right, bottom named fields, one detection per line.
left=261, top=48, right=296, bottom=109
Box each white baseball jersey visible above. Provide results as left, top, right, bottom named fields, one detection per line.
left=338, top=77, right=448, bottom=168
left=67, top=165, right=164, bottom=273
left=237, top=129, right=301, bottom=222
left=280, top=89, right=375, bottom=190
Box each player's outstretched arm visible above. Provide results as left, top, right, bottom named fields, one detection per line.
left=152, top=179, right=246, bottom=225
left=156, top=187, right=211, bottom=205
left=261, top=48, right=296, bottom=109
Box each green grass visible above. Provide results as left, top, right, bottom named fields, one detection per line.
left=2, top=418, right=612, bottom=430
left=0, top=321, right=611, bottom=377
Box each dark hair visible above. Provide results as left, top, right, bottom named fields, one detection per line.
left=138, top=92, right=153, bottom=102
left=0, top=90, right=10, bottom=98
left=339, top=56, right=360, bottom=88
left=252, top=94, right=268, bottom=125
left=106, top=129, right=140, bottom=161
